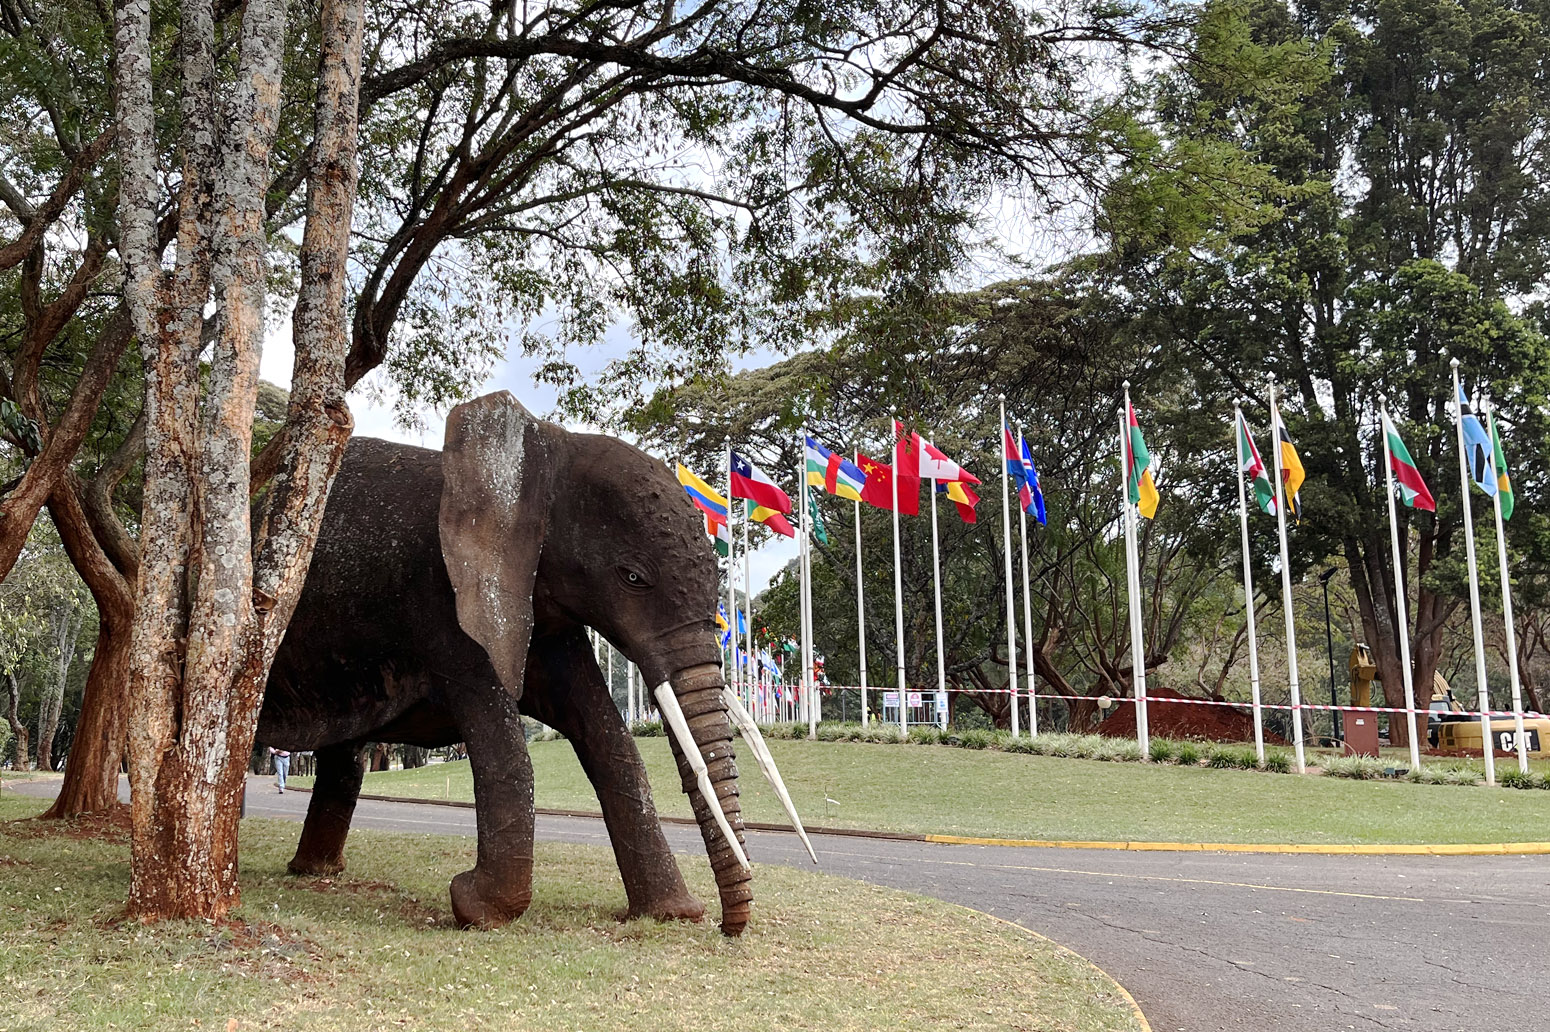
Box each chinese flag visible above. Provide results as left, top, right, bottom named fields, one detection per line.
left=856, top=452, right=921, bottom=516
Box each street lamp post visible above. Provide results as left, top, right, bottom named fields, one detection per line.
left=1320, top=568, right=1340, bottom=745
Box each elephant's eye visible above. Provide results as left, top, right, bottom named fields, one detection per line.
left=617, top=565, right=654, bottom=591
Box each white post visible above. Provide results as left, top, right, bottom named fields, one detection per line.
left=743, top=513, right=754, bottom=720
left=1453, top=360, right=1497, bottom=785
left=1015, top=420, right=1038, bottom=737
left=1379, top=396, right=1423, bottom=772
left=724, top=438, right=737, bottom=704
left=1484, top=401, right=1529, bottom=773
left=1267, top=377, right=1306, bottom=773
left=1119, top=388, right=1150, bottom=756
left=998, top=396, right=1021, bottom=738
left=891, top=415, right=908, bottom=733
left=1233, top=404, right=1266, bottom=765
left=798, top=443, right=818, bottom=737
left=855, top=449, right=869, bottom=728
left=928, top=473, right=951, bottom=732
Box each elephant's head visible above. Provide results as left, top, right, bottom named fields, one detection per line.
left=437, top=391, right=754, bottom=934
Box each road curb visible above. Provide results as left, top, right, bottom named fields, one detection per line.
left=322, top=788, right=1550, bottom=856
left=921, top=833, right=1550, bottom=855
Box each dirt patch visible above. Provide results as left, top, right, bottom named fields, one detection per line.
left=6, top=804, right=132, bottom=844
left=301, top=875, right=450, bottom=927
left=1097, top=686, right=1289, bottom=745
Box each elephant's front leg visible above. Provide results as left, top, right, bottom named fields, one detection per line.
left=524, top=629, right=705, bottom=924
left=288, top=741, right=366, bottom=876
left=445, top=680, right=535, bottom=929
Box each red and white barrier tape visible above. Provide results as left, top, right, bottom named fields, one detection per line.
left=732, top=680, right=1544, bottom=723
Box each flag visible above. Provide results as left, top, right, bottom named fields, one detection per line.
left=915, top=435, right=967, bottom=480
left=747, top=500, right=796, bottom=538
left=1124, top=401, right=1160, bottom=519
left=934, top=477, right=981, bottom=523
left=806, top=484, right=830, bottom=544
left=707, top=514, right=731, bottom=556
left=1019, top=435, right=1047, bottom=525
left=856, top=451, right=921, bottom=516
left=1235, top=411, right=1277, bottom=516
left=1492, top=417, right=1514, bottom=520
left=677, top=463, right=728, bottom=525
left=717, top=603, right=731, bottom=649
left=805, top=436, right=868, bottom=502
left=730, top=451, right=792, bottom=512
left=1456, top=386, right=1497, bottom=498
left=1273, top=406, right=1305, bottom=516
left=891, top=422, right=924, bottom=509
left=1382, top=411, right=1436, bottom=512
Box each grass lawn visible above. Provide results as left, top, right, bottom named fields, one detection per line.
left=0, top=795, right=1141, bottom=1032
left=301, top=738, right=1550, bottom=845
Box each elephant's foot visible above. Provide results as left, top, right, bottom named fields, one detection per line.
left=627, top=888, right=706, bottom=924
left=450, top=867, right=533, bottom=929
left=287, top=851, right=347, bottom=877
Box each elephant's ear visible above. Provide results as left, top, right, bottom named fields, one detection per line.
left=438, top=392, right=556, bottom=694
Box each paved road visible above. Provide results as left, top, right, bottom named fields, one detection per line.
left=12, top=776, right=1549, bottom=1032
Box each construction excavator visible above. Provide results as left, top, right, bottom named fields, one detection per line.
left=1348, top=643, right=1550, bottom=757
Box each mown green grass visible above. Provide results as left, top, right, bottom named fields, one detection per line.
left=0, top=795, right=1140, bottom=1032
left=301, top=737, right=1550, bottom=844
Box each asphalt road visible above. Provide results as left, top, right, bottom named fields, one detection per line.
left=12, top=775, right=1550, bottom=1032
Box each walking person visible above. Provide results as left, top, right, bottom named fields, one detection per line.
left=269, top=746, right=291, bottom=793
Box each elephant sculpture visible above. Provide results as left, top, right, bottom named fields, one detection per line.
left=258, top=391, right=811, bottom=935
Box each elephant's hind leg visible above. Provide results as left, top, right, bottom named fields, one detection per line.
left=288, top=742, right=366, bottom=876
left=444, top=679, right=535, bottom=929
left=524, top=630, right=705, bottom=924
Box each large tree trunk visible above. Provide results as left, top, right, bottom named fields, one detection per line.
left=117, top=0, right=362, bottom=921
left=5, top=671, right=30, bottom=769
left=42, top=479, right=133, bottom=817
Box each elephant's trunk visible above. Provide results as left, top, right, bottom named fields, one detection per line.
left=664, top=661, right=751, bottom=935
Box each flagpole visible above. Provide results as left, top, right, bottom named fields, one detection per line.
left=798, top=440, right=817, bottom=737
left=1119, top=386, right=1150, bottom=756
left=1379, top=396, right=1424, bottom=772
left=1451, top=359, right=1497, bottom=785
left=1484, top=400, right=1529, bottom=774
left=797, top=441, right=809, bottom=731
left=743, top=512, right=754, bottom=722
left=1233, top=404, right=1267, bottom=765
left=855, top=449, right=869, bottom=728
left=724, top=438, right=737, bottom=704
left=1015, top=420, right=1038, bottom=737
left=891, top=413, right=908, bottom=734
left=997, top=395, right=1022, bottom=738
left=1267, top=375, right=1306, bottom=773
left=928, top=472, right=950, bottom=731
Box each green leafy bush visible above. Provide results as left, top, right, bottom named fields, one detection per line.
left=1498, top=767, right=1547, bottom=790
left=1146, top=738, right=1178, bottom=763
left=630, top=720, right=664, bottom=737
left=1321, top=755, right=1389, bottom=780
left=1207, top=745, right=1258, bottom=770
left=908, top=726, right=945, bottom=745
left=1174, top=742, right=1202, bottom=766
left=1261, top=750, right=1292, bottom=773
left=956, top=729, right=994, bottom=750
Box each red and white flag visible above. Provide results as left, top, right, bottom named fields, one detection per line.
left=729, top=451, right=791, bottom=513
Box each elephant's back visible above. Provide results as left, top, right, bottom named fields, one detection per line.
left=263, top=437, right=466, bottom=747
left=313, top=436, right=447, bottom=582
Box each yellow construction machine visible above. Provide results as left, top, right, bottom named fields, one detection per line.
left=1348, top=643, right=1550, bottom=757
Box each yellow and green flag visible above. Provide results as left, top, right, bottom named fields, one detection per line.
left=1493, top=418, right=1514, bottom=520
left=1125, top=400, right=1160, bottom=518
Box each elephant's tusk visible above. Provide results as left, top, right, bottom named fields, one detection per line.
left=654, top=683, right=752, bottom=874
left=722, top=688, right=818, bottom=864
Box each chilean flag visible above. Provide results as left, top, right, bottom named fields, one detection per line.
left=730, top=451, right=792, bottom=513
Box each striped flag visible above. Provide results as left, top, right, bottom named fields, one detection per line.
left=805, top=436, right=868, bottom=501
left=1493, top=417, right=1514, bottom=520
left=1382, top=411, right=1436, bottom=512
left=731, top=451, right=792, bottom=512
left=1125, top=401, right=1160, bottom=519
left=677, top=463, right=729, bottom=525
left=1235, top=410, right=1277, bottom=516
left=1455, top=385, right=1497, bottom=498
